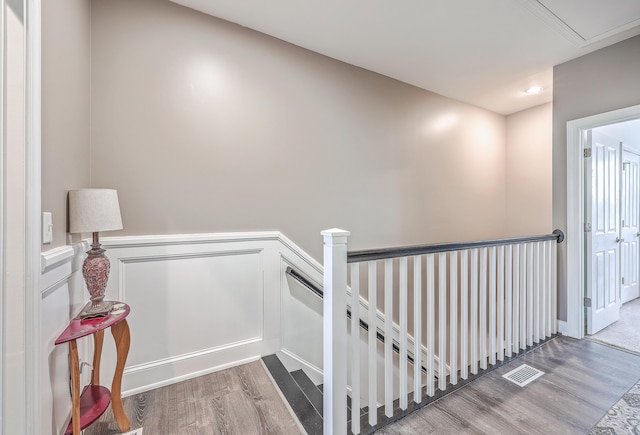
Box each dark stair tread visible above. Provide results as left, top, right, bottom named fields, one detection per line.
left=290, top=370, right=324, bottom=417
left=262, top=355, right=323, bottom=435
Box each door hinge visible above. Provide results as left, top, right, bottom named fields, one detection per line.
left=584, top=148, right=592, bottom=158
left=622, top=277, right=625, bottom=285
left=584, top=297, right=592, bottom=307
left=584, top=223, right=592, bottom=232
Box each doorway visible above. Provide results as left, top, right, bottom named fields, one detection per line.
left=566, top=104, right=640, bottom=340
left=585, top=122, right=640, bottom=336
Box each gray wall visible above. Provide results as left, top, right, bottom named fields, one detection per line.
left=553, top=34, right=640, bottom=320
left=40, top=0, right=553, bottom=261
left=41, top=0, right=91, bottom=249
left=90, top=0, right=509, bottom=260
left=505, top=103, right=552, bottom=236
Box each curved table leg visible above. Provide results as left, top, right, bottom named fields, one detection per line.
left=111, top=319, right=131, bottom=432
left=69, top=340, right=81, bottom=435
left=92, top=330, right=104, bottom=385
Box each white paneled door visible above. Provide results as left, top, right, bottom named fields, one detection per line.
left=585, top=131, right=621, bottom=335
left=621, top=150, right=640, bottom=304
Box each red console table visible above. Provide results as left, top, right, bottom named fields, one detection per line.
left=55, top=302, right=131, bottom=435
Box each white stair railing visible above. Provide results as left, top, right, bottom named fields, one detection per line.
left=322, top=229, right=564, bottom=435
left=321, top=229, right=350, bottom=435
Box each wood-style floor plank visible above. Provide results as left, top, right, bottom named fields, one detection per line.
left=84, top=360, right=302, bottom=435
left=379, top=336, right=640, bottom=434
left=86, top=337, right=640, bottom=435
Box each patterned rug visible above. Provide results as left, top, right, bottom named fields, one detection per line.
left=590, top=381, right=640, bottom=434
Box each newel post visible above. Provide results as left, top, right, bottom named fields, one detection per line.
left=322, top=228, right=350, bottom=435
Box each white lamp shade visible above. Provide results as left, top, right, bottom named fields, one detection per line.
left=69, top=189, right=123, bottom=233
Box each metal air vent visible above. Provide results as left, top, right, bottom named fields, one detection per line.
left=502, top=364, right=544, bottom=387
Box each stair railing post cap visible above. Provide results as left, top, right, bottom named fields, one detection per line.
left=321, top=228, right=351, bottom=238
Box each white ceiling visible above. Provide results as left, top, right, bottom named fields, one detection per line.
left=170, top=0, right=640, bottom=115
left=596, top=119, right=640, bottom=149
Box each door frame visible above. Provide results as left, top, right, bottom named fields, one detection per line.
left=24, top=0, right=41, bottom=432
left=1, top=0, right=6, bottom=431
left=2, top=0, right=41, bottom=432
left=566, top=104, right=640, bottom=339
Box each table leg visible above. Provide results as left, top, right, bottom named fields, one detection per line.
left=92, top=330, right=104, bottom=385
left=69, top=340, right=81, bottom=435
left=111, top=319, right=131, bottom=432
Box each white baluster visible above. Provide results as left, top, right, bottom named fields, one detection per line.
left=350, top=263, right=361, bottom=435
left=513, top=244, right=520, bottom=354
left=520, top=244, right=527, bottom=351
left=497, top=245, right=505, bottom=362
left=505, top=245, right=513, bottom=358
left=400, top=256, right=409, bottom=409
left=368, top=261, right=377, bottom=427
left=480, top=248, right=488, bottom=370
left=470, top=249, right=479, bottom=375
left=546, top=240, right=552, bottom=337
left=384, top=259, right=393, bottom=418
left=460, top=250, right=469, bottom=380
left=534, top=242, right=540, bottom=344
left=527, top=243, right=534, bottom=347
left=427, top=254, right=435, bottom=397
left=450, top=251, right=458, bottom=386
left=489, top=246, right=497, bottom=366
left=321, top=228, right=350, bottom=435
left=551, top=240, right=558, bottom=334
left=413, top=256, right=422, bottom=404
left=539, top=242, right=545, bottom=341
left=438, top=253, right=447, bottom=391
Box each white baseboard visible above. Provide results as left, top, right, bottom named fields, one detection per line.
left=124, top=355, right=261, bottom=397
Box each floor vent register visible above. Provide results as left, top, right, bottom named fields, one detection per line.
left=502, top=364, right=545, bottom=387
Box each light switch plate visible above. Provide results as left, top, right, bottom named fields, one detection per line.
left=43, top=212, right=52, bottom=244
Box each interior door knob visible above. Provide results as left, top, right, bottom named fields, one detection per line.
left=616, top=237, right=624, bottom=243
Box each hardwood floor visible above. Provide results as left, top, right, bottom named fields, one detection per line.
left=86, top=337, right=640, bottom=434
left=378, top=337, right=640, bottom=434
left=84, top=360, right=303, bottom=435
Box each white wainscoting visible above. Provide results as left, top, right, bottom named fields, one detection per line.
left=96, top=232, right=325, bottom=396
left=40, top=232, right=327, bottom=432
left=40, top=241, right=90, bottom=435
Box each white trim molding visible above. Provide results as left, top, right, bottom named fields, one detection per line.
left=566, top=104, right=640, bottom=339
left=0, top=0, right=6, bottom=431
left=40, top=241, right=87, bottom=274
left=25, top=0, right=42, bottom=432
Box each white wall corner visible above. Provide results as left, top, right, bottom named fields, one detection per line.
left=557, top=320, right=568, bottom=335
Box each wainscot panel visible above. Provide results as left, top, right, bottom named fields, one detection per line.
left=97, top=232, right=292, bottom=395
left=40, top=242, right=90, bottom=435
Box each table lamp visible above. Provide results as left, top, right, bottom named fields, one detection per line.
left=69, top=188, right=123, bottom=318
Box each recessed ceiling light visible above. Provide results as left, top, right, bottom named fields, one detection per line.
left=525, top=86, right=543, bottom=95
